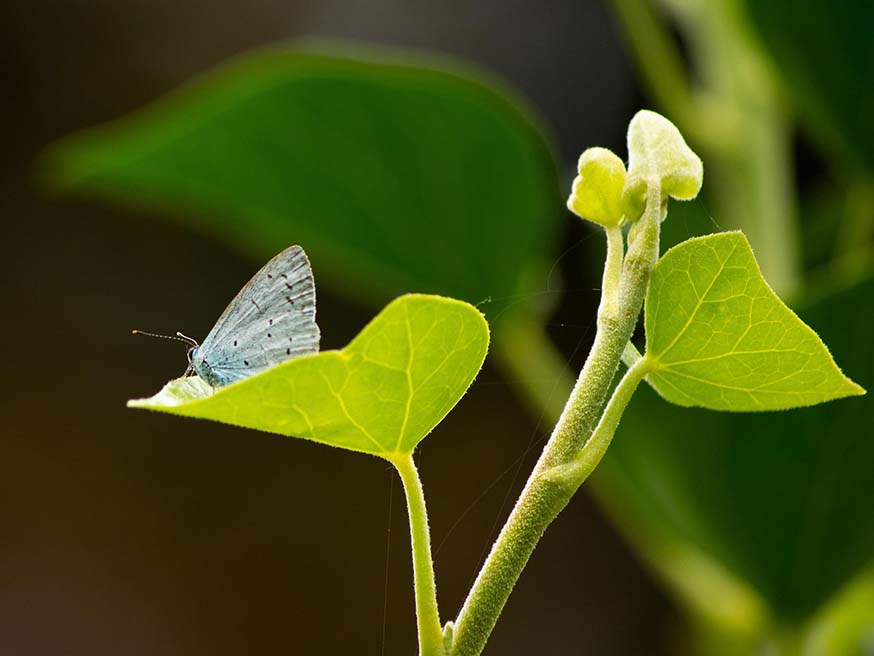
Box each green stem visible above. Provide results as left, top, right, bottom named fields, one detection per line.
left=450, top=184, right=662, bottom=656
left=498, top=284, right=771, bottom=643
left=600, top=225, right=625, bottom=319
left=550, top=355, right=654, bottom=488
left=392, top=453, right=443, bottom=656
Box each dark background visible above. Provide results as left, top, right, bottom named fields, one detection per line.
left=1, top=1, right=674, bottom=653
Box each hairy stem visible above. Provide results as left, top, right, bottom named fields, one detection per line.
left=450, top=184, right=662, bottom=655
left=497, top=280, right=771, bottom=641
left=600, top=225, right=625, bottom=319
left=392, top=454, right=443, bottom=656
left=551, top=355, right=654, bottom=488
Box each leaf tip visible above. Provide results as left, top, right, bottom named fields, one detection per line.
left=843, top=378, right=867, bottom=398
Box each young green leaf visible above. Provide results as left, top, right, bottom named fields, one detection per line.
left=129, top=294, right=489, bottom=458
left=566, top=147, right=627, bottom=227
left=644, top=232, right=864, bottom=411
left=622, top=109, right=703, bottom=221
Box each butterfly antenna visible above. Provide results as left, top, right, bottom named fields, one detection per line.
left=175, top=331, right=199, bottom=347
left=131, top=330, right=199, bottom=347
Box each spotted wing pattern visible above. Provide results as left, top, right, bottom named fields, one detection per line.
left=191, top=245, right=320, bottom=387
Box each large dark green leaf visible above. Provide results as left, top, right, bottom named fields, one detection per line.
left=743, top=0, right=874, bottom=171
left=602, top=274, right=874, bottom=622
left=46, top=44, right=561, bottom=322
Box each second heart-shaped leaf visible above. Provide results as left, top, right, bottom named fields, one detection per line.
left=644, top=232, right=863, bottom=411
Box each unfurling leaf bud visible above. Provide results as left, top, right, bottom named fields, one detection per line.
left=622, top=110, right=703, bottom=221
left=566, top=147, right=627, bottom=228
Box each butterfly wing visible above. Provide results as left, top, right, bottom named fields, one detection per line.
left=192, top=245, right=320, bottom=386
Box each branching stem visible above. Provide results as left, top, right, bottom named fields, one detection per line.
left=551, top=355, right=654, bottom=489
left=449, top=183, right=663, bottom=655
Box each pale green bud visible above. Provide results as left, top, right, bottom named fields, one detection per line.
left=566, top=147, right=627, bottom=228
left=622, top=110, right=703, bottom=221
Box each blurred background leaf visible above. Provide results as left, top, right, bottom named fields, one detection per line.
left=46, top=44, right=561, bottom=325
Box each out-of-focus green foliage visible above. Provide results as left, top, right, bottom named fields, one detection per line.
left=644, top=232, right=863, bottom=411
left=47, top=44, right=561, bottom=323
left=806, top=566, right=874, bottom=654
left=130, top=294, right=489, bottom=458
left=603, top=273, right=874, bottom=622
left=743, top=0, right=874, bottom=171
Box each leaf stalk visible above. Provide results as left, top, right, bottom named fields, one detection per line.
left=392, top=454, right=444, bottom=656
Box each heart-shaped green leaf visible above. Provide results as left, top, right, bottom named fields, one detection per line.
left=644, top=232, right=864, bottom=411
left=129, top=294, right=489, bottom=458
left=46, top=44, right=561, bottom=324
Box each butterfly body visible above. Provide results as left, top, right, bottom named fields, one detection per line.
left=188, top=245, right=320, bottom=387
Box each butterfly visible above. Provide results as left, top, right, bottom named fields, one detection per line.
left=135, top=245, right=320, bottom=387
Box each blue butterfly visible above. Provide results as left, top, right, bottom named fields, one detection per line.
left=136, top=245, right=320, bottom=387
